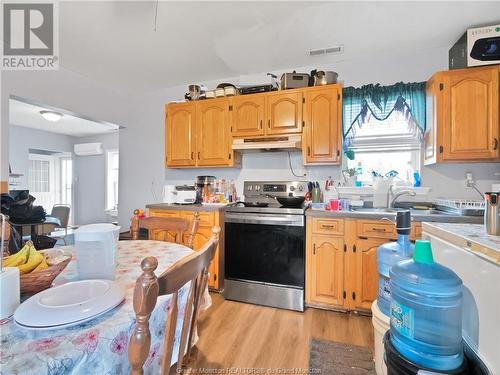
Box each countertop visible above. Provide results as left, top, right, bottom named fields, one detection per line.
left=305, top=208, right=484, bottom=224
left=146, top=203, right=227, bottom=212
left=422, top=222, right=500, bottom=264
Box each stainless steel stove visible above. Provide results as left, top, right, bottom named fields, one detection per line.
left=224, top=181, right=307, bottom=312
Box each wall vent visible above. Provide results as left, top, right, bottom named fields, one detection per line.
left=309, top=45, right=344, bottom=56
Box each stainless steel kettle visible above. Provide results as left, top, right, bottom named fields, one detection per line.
left=485, top=192, right=499, bottom=235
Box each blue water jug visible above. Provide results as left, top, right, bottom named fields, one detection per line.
left=390, top=240, right=463, bottom=371
left=377, top=210, right=414, bottom=316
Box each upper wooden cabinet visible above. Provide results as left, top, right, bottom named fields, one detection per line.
left=196, top=99, right=232, bottom=166
left=425, top=66, right=500, bottom=164
left=165, top=102, right=196, bottom=167
left=166, top=85, right=343, bottom=167
left=266, top=91, right=303, bottom=135
left=165, top=99, right=237, bottom=168
left=230, top=95, right=265, bottom=137
left=303, top=86, right=342, bottom=165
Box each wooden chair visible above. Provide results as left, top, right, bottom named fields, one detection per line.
left=130, top=212, right=200, bottom=249
left=128, top=226, right=220, bottom=375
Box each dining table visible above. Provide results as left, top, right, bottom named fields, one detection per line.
left=0, top=240, right=208, bottom=375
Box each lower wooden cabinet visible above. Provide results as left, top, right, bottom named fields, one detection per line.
left=306, top=217, right=421, bottom=312
left=307, top=235, right=344, bottom=306
left=148, top=208, right=224, bottom=291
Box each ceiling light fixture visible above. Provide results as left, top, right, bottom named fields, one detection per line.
left=40, top=110, right=63, bottom=122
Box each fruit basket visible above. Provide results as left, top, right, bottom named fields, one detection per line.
left=3, top=242, right=72, bottom=295
left=20, top=250, right=71, bottom=295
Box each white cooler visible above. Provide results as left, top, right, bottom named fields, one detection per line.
left=372, top=299, right=390, bottom=375
left=74, top=223, right=120, bottom=280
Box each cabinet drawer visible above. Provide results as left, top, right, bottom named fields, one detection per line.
left=148, top=209, right=180, bottom=218
left=180, top=211, right=214, bottom=227
left=356, top=220, right=396, bottom=239
left=312, top=218, right=344, bottom=235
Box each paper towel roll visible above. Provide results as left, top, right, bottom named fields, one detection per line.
left=0, top=267, right=20, bottom=319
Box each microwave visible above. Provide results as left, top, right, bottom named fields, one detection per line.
left=449, top=24, right=500, bottom=69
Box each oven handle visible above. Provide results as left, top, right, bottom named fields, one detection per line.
left=225, top=213, right=304, bottom=227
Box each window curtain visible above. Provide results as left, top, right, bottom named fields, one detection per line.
left=342, top=82, right=426, bottom=149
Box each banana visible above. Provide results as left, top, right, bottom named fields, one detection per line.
left=18, top=243, right=44, bottom=274
left=2, top=245, right=29, bottom=267
left=33, top=257, right=49, bottom=272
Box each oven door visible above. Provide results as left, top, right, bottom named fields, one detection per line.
left=224, top=212, right=305, bottom=288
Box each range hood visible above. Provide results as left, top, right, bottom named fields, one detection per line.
left=232, top=135, right=302, bottom=152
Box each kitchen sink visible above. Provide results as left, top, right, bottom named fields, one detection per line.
left=349, top=207, right=450, bottom=215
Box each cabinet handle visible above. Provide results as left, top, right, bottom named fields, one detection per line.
left=321, top=224, right=335, bottom=229
left=260, top=120, right=263, bottom=129
left=343, top=291, right=346, bottom=299
left=313, top=243, right=316, bottom=255
left=371, top=227, right=386, bottom=232
left=268, top=120, right=271, bottom=129
left=494, top=138, right=498, bottom=150
left=353, top=244, right=356, bottom=253
left=191, top=152, right=194, bottom=160
left=343, top=244, right=347, bottom=252
left=352, top=292, right=356, bottom=300
left=439, top=145, right=444, bottom=153
left=197, top=152, right=200, bottom=160
left=307, top=146, right=311, bottom=156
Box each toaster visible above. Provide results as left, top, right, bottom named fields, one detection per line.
left=280, top=72, right=310, bottom=90
left=173, top=185, right=197, bottom=204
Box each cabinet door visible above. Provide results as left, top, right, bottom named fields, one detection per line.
left=266, top=91, right=303, bottom=135
left=350, top=238, right=383, bottom=311
left=230, top=95, right=265, bottom=137
left=165, top=103, right=196, bottom=167
left=308, top=235, right=344, bottom=307
left=424, top=75, right=443, bottom=165
left=196, top=99, right=232, bottom=166
left=442, top=67, right=499, bottom=160
left=303, top=86, right=342, bottom=164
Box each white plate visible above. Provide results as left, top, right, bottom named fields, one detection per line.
left=14, top=279, right=125, bottom=328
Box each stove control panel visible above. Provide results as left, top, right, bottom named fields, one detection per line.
left=243, top=181, right=308, bottom=198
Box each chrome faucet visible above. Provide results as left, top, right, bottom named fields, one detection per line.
left=387, top=186, right=416, bottom=208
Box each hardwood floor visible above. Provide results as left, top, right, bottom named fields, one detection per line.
left=190, top=293, right=374, bottom=370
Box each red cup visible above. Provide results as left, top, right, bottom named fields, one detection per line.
left=329, top=199, right=340, bottom=211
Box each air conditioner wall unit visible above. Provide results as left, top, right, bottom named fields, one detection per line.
left=74, top=142, right=103, bottom=156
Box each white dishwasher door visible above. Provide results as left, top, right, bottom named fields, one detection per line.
left=423, top=232, right=500, bottom=375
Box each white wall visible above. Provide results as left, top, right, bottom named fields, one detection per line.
left=73, top=132, right=119, bottom=225
left=9, top=125, right=75, bottom=189
left=118, top=46, right=500, bottom=227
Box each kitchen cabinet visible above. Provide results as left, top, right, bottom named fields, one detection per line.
left=303, top=85, right=342, bottom=165
left=266, top=91, right=303, bottom=135
left=350, top=237, right=384, bottom=311
left=165, top=102, right=196, bottom=167
left=306, top=217, right=422, bottom=313
left=425, top=66, right=500, bottom=164
left=165, top=99, right=238, bottom=168
left=230, top=95, right=265, bottom=137
left=307, top=235, right=344, bottom=307
left=148, top=208, right=224, bottom=291
left=196, top=99, right=232, bottom=166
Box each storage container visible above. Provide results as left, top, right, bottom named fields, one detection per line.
left=372, top=300, right=390, bottom=375
left=377, top=210, right=413, bottom=316
left=74, top=223, right=120, bottom=280
left=384, top=331, right=469, bottom=375
left=390, top=240, right=464, bottom=371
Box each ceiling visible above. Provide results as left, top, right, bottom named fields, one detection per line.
left=57, top=1, right=500, bottom=93
left=9, top=98, right=119, bottom=137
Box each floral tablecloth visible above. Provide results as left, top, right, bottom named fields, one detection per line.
left=0, top=240, right=200, bottom=375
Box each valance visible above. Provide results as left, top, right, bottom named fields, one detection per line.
left=343, top=82, right=426, bottom=149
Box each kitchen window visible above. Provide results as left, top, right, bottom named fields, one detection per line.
left=106, top=150, right=119, bottom=211
left=343, top=82, right=426, bottom=184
